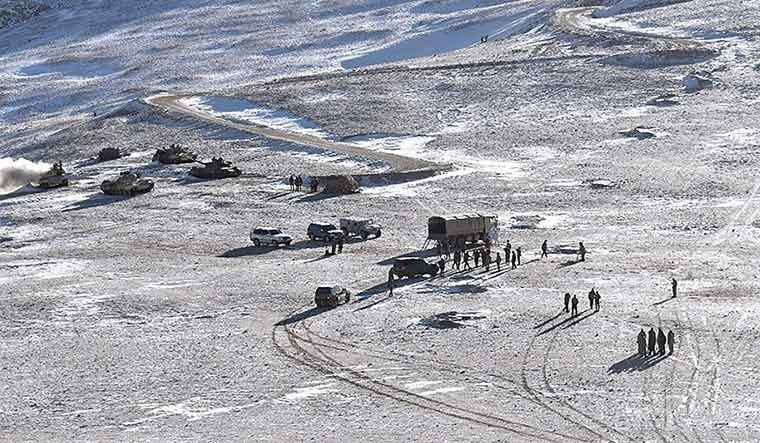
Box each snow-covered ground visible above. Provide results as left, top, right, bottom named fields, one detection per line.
left=2, top=0, right=760, bottom=442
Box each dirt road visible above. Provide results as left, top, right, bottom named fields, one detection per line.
left=144, top=94, right=439, bottom=173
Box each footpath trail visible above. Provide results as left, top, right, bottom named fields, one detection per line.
left=143, top=94, right=438, bottom=173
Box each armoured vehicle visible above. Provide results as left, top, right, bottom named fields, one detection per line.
left=319, top=174, right=359, bottom=194
left=314, top=286, right=351, bottom=308
left=339, top=218, right=381, bottom=240
left=100, top=171, right=154, bottom=196
left=307, top=222, right=344, bottom=241
left=250, top=227, right=292, bottom=247
left=189, top=157, right=241, bottom=179
left=392, top=258, right=438, bottom=278
left=152, top=144, right=197, bottom=164
left=427, top=214, right=498, bottom=249
left=36, top=161, right=69, bottom=189
left=96, top=147, right=122, bottom=162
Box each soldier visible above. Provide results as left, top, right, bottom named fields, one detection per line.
left=453, top=249, right=461, bottom=270
left=657, top=328, right=667, bottom=355
left=511, top=251, right=517, bottom=270
left=578, top=241, right=587, bottom=262
left=516, top=247, right=522, bottom=265
left=648, top=328, right=656, bottom=355
left=337, top=237, right=344, bottom=254
left=564, top=292, right=571, bottom=313
left=541, top=240, right=548, bottom=258
left=637, top=329, right=647, bottom=355
left=474, top=249, right=480, bottom=268
left=495, top=252, right=502, bottom=271
left=504, top=240, right=511, bottom=264
left=571, top=294, right=579, bottom=316
left=388, top=269, right=395, bottom=296
left=588, top=288, right=595, bottom=310
left=484, top=250, right=491, bottom=271
left=463, top=251, right=472, bottom=270
left=310, top=177, right=319, bottom=192
left=438, top=257, right=446, bottom=276
left=667, top=330, right=675, bottom=354
left=671, top=278, right=678, bottom=298
left=594, top=290, right=600, bottom=312
left=289, top=175, right=295, bottom=191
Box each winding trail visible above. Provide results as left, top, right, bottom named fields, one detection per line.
left=144, top=94, right=439, bottom=173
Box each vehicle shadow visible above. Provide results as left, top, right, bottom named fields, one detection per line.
left=608, top=353, right=669, bottom=374
left=61, top=193, right=128, bottom=212
left=377, top=248, right=438, bottom=265
left=276, top=307, right=328, bottom=327
left=0, top=185, right=46, bottom=202
left=218, top=246, right=277, bottom=257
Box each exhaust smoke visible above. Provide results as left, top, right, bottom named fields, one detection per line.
left=0, top=158, right=51, bottom=195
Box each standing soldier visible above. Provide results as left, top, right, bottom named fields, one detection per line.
left=541, top=240, right=549, bottom=258
left=495, top=252, right=502, bottom=271
left=637, top=329, right=647, bottom=355
left=667, top=330, right=675, bottom=354
left=594, top=290, right=600, bottom=312
left=511, top=251, right=517, bottom=270
left=671, top=278, right=678, bottom=298
left=516, top=247, right=522, bottom=265
left=337, top=237, right=344, bottom=254
left=564, top=292, right=571, bottom=313
left=571, top=294, right=579, bottom=316
left=484, top=250, right=491, bottom=271
left=463, top=250, right=472, bottom=270
left=504, top=240, right=511, bottom=265
left=289, top=175, right=295, bottom=191
left=588, top=288, right=595, bottom=310
left=453, top=249, right=461, bottom=270
left=474, top=249, right=480, bottom=268
left=578, top=241, right=587, bottom=262
left=657, top=328, right=667, bottom=355
left=387, top=269, right=395, bottom=296
left=438, top=257, right=446, bottom=276
left=648, top=328, right=657, bottom=355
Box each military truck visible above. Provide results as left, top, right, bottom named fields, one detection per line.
left=427, top=214, right=498, bottom=249
left=101, top=171, right=154, bottom=196
left=36, top=162, right=69, bottom=189
left=339, top=218, right=381, bottom=240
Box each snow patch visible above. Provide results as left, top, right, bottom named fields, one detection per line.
left=283, top=383, right=338, bottom=401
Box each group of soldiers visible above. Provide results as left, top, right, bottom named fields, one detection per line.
left=288, top=175, right=319, bottom=192
left=288, top=175, right=304, bottom=191
left=323, top=235, right=344, bottom=256
left=638, top=327, right=675, bottom=355
left=562, top=288, right=601, bottom=316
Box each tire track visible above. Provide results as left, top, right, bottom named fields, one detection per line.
left=303, top=311, right=621, bottom=442
left=271, top=308, right=585, bottom=442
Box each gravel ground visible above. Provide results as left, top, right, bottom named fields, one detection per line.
left=3, top=1, right=760, bottom=442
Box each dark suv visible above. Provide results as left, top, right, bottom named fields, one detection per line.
left=315, top=286, right=351, bottom=308
left=307, top=222, right=344, bottom=241
left=392, top=258, right=439, bottom=278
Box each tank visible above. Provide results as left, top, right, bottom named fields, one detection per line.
left=100, top=171, right=154, bottom=196
left=37, top=161, right=69, bottom=189
left=189, top=157, right=241, bottom=179
left=152, top=144, right=197, bottom=164
left=97, top=147, right=122, bottom=162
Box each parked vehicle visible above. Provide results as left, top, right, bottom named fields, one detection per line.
left=340, top=218, right=381, bottom=240
left=392, top=258, right=439, bottom=278
left=427, top=214, right=498, bottom=249
left=250, top=227, right=292, bottom=247
left=314, top=286, right=351, bottom=308
left=307, top=222, right=344, bottom=241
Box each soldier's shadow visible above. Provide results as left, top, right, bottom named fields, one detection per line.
left=608, top=353, right=670, bottom=374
